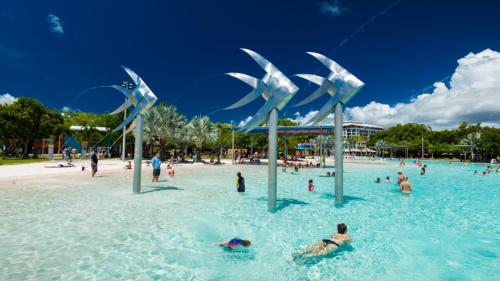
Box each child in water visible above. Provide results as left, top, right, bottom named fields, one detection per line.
left=385, top=176, right=390, bottom=183
left=168, top=164, right=175, bottom=177
left=308, top=179, right=314, bottom=191
left=217, top=238, right=251, bottom=249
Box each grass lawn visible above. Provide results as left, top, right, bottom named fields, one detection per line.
left=0, top=158, right=49, bottom=165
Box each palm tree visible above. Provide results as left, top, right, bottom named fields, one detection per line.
left=460, top=132, right=480, bottom=161
left=143, top=103, right=188, bottom=157
left=188, top=116, right=217, bottom=161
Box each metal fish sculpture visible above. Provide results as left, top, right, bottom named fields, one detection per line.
left=108, top=66, right=158, bottom=132
left=225, top=48, right=298, bottom=132
left=294, top=52, right=364, bottom=125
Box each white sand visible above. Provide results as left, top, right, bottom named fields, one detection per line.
left=0, top=156, right=386, bottom=185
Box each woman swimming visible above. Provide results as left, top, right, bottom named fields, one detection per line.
left=292, top=223, right=352, bottom=260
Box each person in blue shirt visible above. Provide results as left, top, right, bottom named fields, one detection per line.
left=151, top=152, right=162, bottom=182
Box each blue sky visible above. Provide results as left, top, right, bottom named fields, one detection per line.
left=1, top=0, right=500, bottom=128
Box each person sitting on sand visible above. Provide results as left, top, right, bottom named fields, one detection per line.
left=397, top=171, right=405, bottom=184
left=217, top=238, right=251, bottom=249
left=400, top=176, right=412, bottom=193
left=385, top=176, right=390, bottom=183
left=292, top=223, right=352, bottom=260
left=123, top=161, right=132, bottom=170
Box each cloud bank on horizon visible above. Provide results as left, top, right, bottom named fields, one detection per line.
left=270, top=49, right=499, bottom=130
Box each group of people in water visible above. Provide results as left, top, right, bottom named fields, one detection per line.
left=375, top=165, right=417, bottom=193
left=474, top=165, right=498, bottom=176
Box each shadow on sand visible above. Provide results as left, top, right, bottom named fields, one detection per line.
left=140, top=185, right=183, bottom=194
left=257, top=197, right=309, bottom=212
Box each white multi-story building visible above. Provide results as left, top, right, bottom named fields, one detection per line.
left=342, top=121, right=384, bottom=137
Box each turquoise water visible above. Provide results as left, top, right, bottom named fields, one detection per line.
left=0, top=161, right=498, bottom=280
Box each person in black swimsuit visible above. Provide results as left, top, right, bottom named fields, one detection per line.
left=237, top=172, right=245, bottom=192
left=291, top=223, right=352, bottom=260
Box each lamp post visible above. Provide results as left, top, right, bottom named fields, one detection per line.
left=231, top=120, right=235, bottom=164
left=121, top=81, right=132, bottom=161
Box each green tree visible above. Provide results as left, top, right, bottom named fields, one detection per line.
left=187, top=116, right=217, bottom=160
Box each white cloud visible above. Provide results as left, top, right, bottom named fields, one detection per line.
left=47, top=14, right=64, bottom=34
left=0, top=93, right=17, bottom=105
left=238, top=116, right=253, bottom=127
left=345, top=49, right=500, bottom=129
left=319, top=0, right=348, bottom=17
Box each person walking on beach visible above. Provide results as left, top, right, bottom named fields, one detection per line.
left=236, top=172, right=245, bottom=192
left=91, top=150, right=98, bottom=177
left=151, top=153, right=161, bottom=182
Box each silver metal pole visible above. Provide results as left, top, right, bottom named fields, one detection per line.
left=268, top=108, right=278, bottom=210
left=334, top=103, right=344, bottom=204
left=133, top=115, right=144, bottom=193
left=231, top=120, right=235, bottom=164
left=122, top=106, right=127, bottom=161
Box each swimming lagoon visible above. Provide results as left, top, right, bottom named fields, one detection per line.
left=0, top=160, right=498, bottom=280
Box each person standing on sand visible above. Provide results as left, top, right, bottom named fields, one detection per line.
left=91, top=150, right=98, bottom=177
left=151, top=153, right=161, bottom=182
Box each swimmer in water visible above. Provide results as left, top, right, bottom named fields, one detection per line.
left=375, top=177, right=381, bottom=183
left=385, top=176, right=390, bottom=183
left=236, top=172, right=245, bottom=192
left=216, top=238, right=251, bottom=249
left=400, top=176, right=412, bottom=193
left=397, top=171, right=405, bottom=184
left=291, top=223, right=352, bottom=260
left=308, top=179, right=314, bottom=191
left=282, top=161, right=288, bottom=173
left=474, top=170, right=478, bottom=175
left=326, top=171, right=331, bottom=177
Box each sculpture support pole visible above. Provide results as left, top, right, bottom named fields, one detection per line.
left=122, top=107, right=127, bottom=161
left=268, top=108, right=278, bottom=210
left=334, top=103, right=344, bottom=204
left=133, top=114, right=143, bottom=194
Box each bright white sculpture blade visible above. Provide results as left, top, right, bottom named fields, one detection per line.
left=294, top=52, right=364, bottom=125
left=224, top=48, right=298, bottom=132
